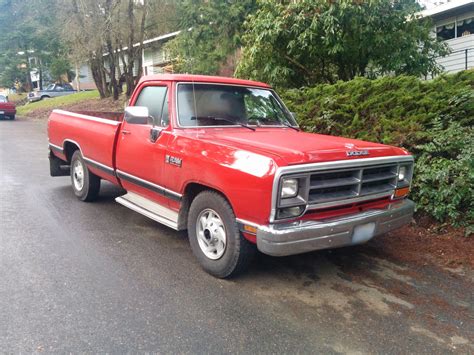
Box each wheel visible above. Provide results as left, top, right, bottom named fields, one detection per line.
left=70, top=150, right=100, bottom=201
left=187, top=191, right=255, bottom=278
left=9, top=115, right=15, bottom=120
left=41, top=95, right=50, bottom=100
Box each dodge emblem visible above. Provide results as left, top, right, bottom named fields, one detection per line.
left=346, top=150, right=369, bottom=157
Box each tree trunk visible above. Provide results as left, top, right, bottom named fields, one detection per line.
left=24, top=53, right=33, bottom=92
left=90, top=56, right=110, bottom=99
left=75, top=63, right=81, bottom=91
left=134, top=1, right=147, bottom=86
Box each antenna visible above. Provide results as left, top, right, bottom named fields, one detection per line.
left=192, top=79, right=198, bottom=124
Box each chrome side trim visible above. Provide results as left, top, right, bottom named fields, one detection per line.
left=48, top=142, right=63, bottom=153
left=52, top=109, right=121, bottom=126
left=116, top=169, right=182, bottom=201
left=83, top=157, right=115, bottom=176
left=62, top=139, right=84, bottom=157
left=236, top=218, right=261, bottom=229
left=116, top=192, right=179, bottom=230
left=270, top=155, right=414, bottom=222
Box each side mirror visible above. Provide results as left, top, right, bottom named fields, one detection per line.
left=124, top=106, right=150, bottom=125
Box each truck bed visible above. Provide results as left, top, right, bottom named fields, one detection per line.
left=48, top=109, right=123, bottom=182
left=73, top=110, right=123, bottom=122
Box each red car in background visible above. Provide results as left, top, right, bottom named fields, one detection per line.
left=0, top=95, right=16, bottom=120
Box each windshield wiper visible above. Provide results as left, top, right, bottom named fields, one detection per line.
left=252, top=116, right=300, bottom=131
left=191, top=116, right=256, bottom=131
left=281, top=120, right=300, bottom=131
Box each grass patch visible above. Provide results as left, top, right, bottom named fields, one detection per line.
left=17, top=90, right=100, bottom=116
left=7, top=93, right=27, bottom=104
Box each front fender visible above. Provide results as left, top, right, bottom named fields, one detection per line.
left=166, top=135, right=277, bottom=225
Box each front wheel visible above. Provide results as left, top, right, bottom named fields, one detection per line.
left=187, top=191, right=255, bottom=278
left=70, top=150, right=100, bottom=201
left=9, top=115, right=15, bottom=120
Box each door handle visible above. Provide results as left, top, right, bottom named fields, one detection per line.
left=121, top=130, right=131, bottom=135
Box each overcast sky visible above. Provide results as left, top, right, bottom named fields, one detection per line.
left=418, top=0, right=437, bottom=9
left=418, top=0, right=462, bottom=9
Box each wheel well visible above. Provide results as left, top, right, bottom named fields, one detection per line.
left=177, top=183, right=233, bottom=230
left=63, top=141, right=80, bottom=163
left=41, top=95, right=50, bottom=99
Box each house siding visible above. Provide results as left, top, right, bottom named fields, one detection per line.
left=437, top=35, right=474, bottom=72
left=430, top=8, right=474, bottom=74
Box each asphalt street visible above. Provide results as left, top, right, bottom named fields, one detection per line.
left=1, top=118, right=472, bottom=353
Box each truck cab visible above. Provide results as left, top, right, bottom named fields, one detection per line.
left=47, top=74, right=414, bottom=278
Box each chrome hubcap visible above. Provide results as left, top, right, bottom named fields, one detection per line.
left=196, top=209, right=226, bottom=260
left=72, top=160, right=84, bottom=191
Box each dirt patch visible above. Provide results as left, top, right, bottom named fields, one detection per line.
left=365, top=218, right=473, bottom=269
left=21, top=96, right=126, bottom=120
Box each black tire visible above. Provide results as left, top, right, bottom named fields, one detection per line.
left=9, top=115, right=15, bottom=120
left=70, top=150, right=100, bottom=202
left=187, top=191, right=255, bottom=278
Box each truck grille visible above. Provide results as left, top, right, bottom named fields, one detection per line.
left=308, top=164, right=397, bottom=207
left=273, top=156, right=414, bottom=221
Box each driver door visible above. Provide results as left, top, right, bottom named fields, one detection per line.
left=115, top=84, right=171, bottom=206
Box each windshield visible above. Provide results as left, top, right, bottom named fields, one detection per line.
left=46, top=84, right=55, bottom=90
left=177, top=83, right=297, bottom=127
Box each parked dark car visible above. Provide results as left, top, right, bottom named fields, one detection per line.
left=28, top=83, right=76, bottom=102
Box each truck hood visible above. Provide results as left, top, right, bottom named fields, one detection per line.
left=195, top=128, right=409, bottom=166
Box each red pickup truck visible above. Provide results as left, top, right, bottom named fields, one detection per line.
left=48, top=74, right=414, bottom=278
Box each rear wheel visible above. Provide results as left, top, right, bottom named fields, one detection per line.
left=9, top=115, right=15, bottom=120
left=70, top=150, right=100, bottom=201
left=187, top=191, right=255, bottom=278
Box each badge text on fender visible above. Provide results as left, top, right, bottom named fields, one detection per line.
left=165, top=155, right=182, bottom=167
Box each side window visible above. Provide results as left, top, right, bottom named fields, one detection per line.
left=135, top=86, right=169, bottom=126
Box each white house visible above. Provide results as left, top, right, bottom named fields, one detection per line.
left=74, top=30, right=180, bottom=90
left=419, top=0, right=474, bottom=73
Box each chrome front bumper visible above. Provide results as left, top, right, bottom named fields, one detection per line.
left=257, top=199, right=415, bottom=256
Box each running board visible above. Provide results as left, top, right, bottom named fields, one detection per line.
left=116, top=192, right=179, bottom=230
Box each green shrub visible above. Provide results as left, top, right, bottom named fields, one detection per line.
left=281, top=70, right=474, bottom=226
left=413, top=119, right=473, bottom=225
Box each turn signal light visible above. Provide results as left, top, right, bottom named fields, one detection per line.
left=393, top=187, right=410, bottom=199
left=243, top=225, right=258, bottom=234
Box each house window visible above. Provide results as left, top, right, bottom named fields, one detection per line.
left=437, top=23, right=455, bottom=40
left=457, top=17, right=474, bottom=37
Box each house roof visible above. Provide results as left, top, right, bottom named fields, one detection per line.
left=138, top=74, right=271, bottom=88
left=417, top=0, right=474, bottom=19
left=142, top=30, right=181, bottom=46
left=103, top=30, right=180, bottom=56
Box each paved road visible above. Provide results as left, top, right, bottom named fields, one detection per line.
left=1, top=119, right=472, bottom=353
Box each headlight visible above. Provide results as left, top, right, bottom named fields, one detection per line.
left=398, top=166, right=407, bottom=181
left=281, top=178, right=298, bottom=198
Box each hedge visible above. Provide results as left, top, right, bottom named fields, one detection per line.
left=282, top=70, right=474, bottom=227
